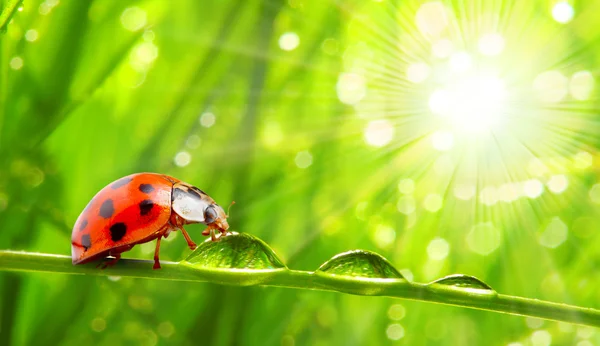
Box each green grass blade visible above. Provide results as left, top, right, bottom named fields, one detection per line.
left=0, top=0, right=23, bottom=32
left=1, top=249, right=599, bottom=327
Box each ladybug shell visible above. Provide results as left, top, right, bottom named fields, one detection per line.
left=71, top=173, right=179, bottom=264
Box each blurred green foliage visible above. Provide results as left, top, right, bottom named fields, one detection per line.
left=1, top=0, right=600, bottom=345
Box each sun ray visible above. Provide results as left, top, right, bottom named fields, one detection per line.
left=307, top=0, right=600, bottom=284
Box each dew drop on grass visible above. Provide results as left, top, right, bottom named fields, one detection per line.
left=427, top=274, right=495, bottom=293
left=316, top=250, right=404, bottom=279
left=183, top=232, right=286, bottom=270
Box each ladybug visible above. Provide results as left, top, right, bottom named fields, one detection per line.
left=71, top=173, right=230, bottom=269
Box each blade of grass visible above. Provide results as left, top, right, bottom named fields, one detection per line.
left=0, top=0, right=23, bottom=32
left=134, top=0, right=247, bottom=171
left=34, top=26, right=147, bottom=148
left=1, top=250, right=599, bottom=327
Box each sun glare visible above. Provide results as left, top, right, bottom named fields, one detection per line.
left=337, top=0, right=599, bottom=237
left=429, top=75, right=507, bottom=133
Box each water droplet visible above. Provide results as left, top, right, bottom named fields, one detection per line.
left=573, top=151, right=592, bottom=169
left=396, top=196, right=415, bottom=215
left=538, top=217, right=568, bottom=248
left=121, top=7, right=147, bottom=32
left=25, top=29, right=39, bottom=42
left=143, top=30, right=155, bottom=42
left=466, top=222, right=501, bottom=255
left=428, top=274, right=495, bottom=292
left=316, top=250, right=404, bottom=279
left=526, top=317, right=545, bottom=329
left=386, top=323, right=405, bottom=340
left=426, top=237, right=450, bottom=260
left=552, top=2, right=574, bottom=24
left=183, top=233, right=286, bottom=271
left=530, top=329, right=552, bottom=346
left=174, top=151, right=191, bottom=167
left=423, top=193, right=443, bottom=212
left=570, top=71, right=594, bottom=100
left=199, top=111, right=216, bottom=127
left=576, top=326, right=595, bottom=339
left=364, top=119, right=394, bottom=147
left=294, top=150, right=313, bottom=168
left=336, top=72, right=366, bottom=105
left=415, top=2, right=449, bottom=36
left=279, top=32, right=300, bottom=51
left=547, top=175, right=568, bottom=194
left=39, top=3, right=51, bottom=15
left=387, top=304, right=406, bottom=320
left=372, top=224, right=396, bottom=249
left=185, top=135, right=201, bottom=149
left=397, top=179, right=415, bottom=194
left=91, top=317, right=106, bottom=332
left=157, top=321, right=175, bottom=338
left=10, top=56, right=23, bottom=70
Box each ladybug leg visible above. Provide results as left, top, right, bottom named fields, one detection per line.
left=201, top=224, right=215, bottom=237
left=153, top=237, right=162, bottom=270
left=179, top=226, right=197, bottom=251
left=202, top=225, right=219, bottom=241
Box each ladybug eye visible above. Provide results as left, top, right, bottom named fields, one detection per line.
left=204, top=206, right=218, bottom=224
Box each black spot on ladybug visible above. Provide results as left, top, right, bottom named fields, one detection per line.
left=172, top=186, right=204, bottom=203
left=172, top=188, right=185, bottom=202
left=99, top=199, right=114, bottom=218
left=139, top=199, right=154, bottom=216
left=81, top=234, right=92, bottom=251
left=139, top=184, right=155, bottom=193
left=109, top=223, right=127, bottom=241
left=79, top=219, right=88, bottom=231
left=111, top=177, right=133, bottom=189
left=191, top=186, right=207, bottom=197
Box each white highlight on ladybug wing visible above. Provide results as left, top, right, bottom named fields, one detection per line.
left=171, top=190, right=211, bottom=223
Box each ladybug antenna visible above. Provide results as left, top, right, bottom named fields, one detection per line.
left=226, top=201, right=235, bottom=218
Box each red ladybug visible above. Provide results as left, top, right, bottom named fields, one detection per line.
left=71, top=173, right=230, bottom=269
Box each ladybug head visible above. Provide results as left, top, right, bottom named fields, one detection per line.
left=171, top=182, right=229, bottom=231
left=203, top=204, right=230, bottom=231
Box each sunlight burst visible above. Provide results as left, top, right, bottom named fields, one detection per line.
left=338, top=0, right=600, bottom=241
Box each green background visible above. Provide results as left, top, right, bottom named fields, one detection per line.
left=1, top=0, right=599, bottom=345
